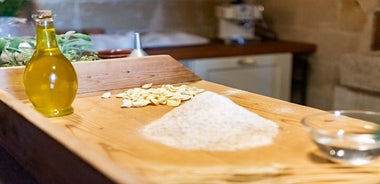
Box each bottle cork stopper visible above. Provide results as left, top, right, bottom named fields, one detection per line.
left=34, top=10, right=53, bottom=19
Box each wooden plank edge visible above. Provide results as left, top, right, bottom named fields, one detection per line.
left=74, top=55, right=201, bottom=94
left=0, top=55, right=201, bottom=101
left=0, top=90, right=146, bottom=184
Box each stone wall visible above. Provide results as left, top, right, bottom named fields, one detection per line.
left=34, top=0, right=220, bottom=38
left=334, top=52, right=380, bottom=111
left=260, top=0, right=379, bottom=109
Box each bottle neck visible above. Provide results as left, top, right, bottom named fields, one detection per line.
left=35, top=18, right=59, bottom=50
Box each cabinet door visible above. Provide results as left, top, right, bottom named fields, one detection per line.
left=181, top=53, right=292, bottom=101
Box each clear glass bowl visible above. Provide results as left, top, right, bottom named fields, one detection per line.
left=302, top=110, right=380, bottom=165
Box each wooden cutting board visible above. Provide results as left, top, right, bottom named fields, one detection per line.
left=0, top=55, right=379, bottom=184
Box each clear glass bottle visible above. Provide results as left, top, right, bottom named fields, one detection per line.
left=23, top=10, right=78, bottom=117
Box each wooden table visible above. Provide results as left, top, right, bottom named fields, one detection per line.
left=0, top=55, right=379, bottom=183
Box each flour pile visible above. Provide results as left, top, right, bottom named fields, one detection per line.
left=140, top=91, right=279, bottom=151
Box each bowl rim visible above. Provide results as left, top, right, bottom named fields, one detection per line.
left=301, top=110, right=380, bottom=137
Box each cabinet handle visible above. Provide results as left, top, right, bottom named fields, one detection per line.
left=237, top=58, right=257, bottom=65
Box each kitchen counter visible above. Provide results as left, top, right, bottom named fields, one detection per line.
left=145, top=40, right=316, bottom=60
left=146, top=40, right=316, bottom=105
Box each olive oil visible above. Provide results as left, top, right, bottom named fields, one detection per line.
left=23, top=10, right=78, bottom=117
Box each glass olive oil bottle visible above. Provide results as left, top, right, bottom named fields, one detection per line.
left=23, top=10, right=78, bottom=117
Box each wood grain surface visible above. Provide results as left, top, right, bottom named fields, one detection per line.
left=0, top=55, right=379, bottom=183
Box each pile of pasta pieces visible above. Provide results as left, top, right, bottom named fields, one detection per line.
left=102, top=83, right=204, bottom=108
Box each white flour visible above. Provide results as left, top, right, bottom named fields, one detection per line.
left=140, top=91, right=279, bottom=151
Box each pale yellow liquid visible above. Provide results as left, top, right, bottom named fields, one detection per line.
left=23, top=22, right=78, bottom=117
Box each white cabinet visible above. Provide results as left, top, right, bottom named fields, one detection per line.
left=181, top=53, right=292, bottom=101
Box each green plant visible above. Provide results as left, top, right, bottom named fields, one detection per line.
left=0, top=31, right=99, bottom=67
left=56, top=31, right=99, bottom=62
left=0, top=0, right=31, bottom=16
left=0, top=36, right=34, bottom=66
